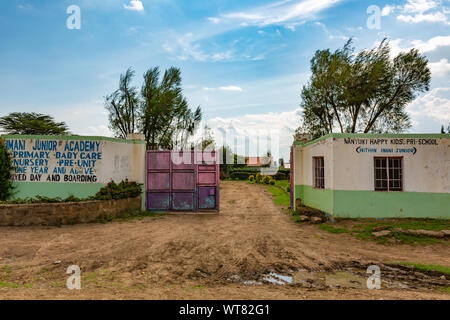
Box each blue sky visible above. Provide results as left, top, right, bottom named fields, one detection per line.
left=0, top=0, right=449, bottom=160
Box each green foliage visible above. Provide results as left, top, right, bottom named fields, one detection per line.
left=229, top=172, right=253, bottom=180
left=262, top=175, right=271, bottom=185
left=388, top=262, right=450, bottom=275
left=95, top=180, right=142, bottom=200
left=319, top=224, right=350, bottom=234
left=1, top=195, right=84, bottom=204
left=140, top=67, right=202, bottom=150
left=266, top=186, right=290, bottom=207
left=248, top=175, right=255, bottom=182
left=300, top=39, right=431, bottom=139
left=0, top=139, right=14, bottom=201
left=0, top=112, right=69, bottom=135
left=255, top=173, right=262, bottom=183
left=105, top=66, right=202, bottom=149
left=105, top=68, right=139, bottom=139
left=269, top=179, right=275, bottom=185
left=0, top=180, right=142, bottom=204
left=318, top=219, right=449, bottom=245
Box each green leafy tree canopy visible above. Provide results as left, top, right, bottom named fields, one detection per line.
left=299, top=39, right=431, bottom=139
left=0, top=112, right=69, bottom=135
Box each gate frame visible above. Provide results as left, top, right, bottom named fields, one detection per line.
left=146, top=150, right=220, bottom=213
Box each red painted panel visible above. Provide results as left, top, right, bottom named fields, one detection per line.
left=148, top=192, right=170, bottom=210
left=146, top=150, right=219, bottom=212
left=172, top=172, right=195, bottom=190
left=147, top=152, right=170, bottom=170
left=172, top=151, right=195, bottom=170
left=148, top=172, right=170, bottom=190
left=198, top=165, right=216, bottom=171
left=198, top=172, right=216, bottom=185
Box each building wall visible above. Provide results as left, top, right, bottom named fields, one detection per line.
left=2, top=135, right=147, bottom=209
left=293, top=134, right=450, bottom=219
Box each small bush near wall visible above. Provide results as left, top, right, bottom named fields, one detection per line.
left=0, top=138, right=14, bottom=201
left=0, top=180, right=143, bottom=205
left=230, top=172, right=253, bottom=180
left=95, top=180, right=142, bottom=200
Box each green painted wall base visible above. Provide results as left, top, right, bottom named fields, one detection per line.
left=295, top=185, right=450, bottom=219
left=12, top=182, right=105, bottom=199
left=12, top=182, right=147, bottom=211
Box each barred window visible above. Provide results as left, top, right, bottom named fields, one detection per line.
left=374, top=157, right=403, bottom=191
left=313, top=157, right=325, bottom=189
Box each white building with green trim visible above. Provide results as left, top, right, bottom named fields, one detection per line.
left=291, top=134, right=450, bottom=219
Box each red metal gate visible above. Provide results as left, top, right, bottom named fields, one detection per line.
left=146, top=151, right=219, bottom=212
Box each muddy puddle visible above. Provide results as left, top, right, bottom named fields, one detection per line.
left=227, top=263, right=450, bottom=291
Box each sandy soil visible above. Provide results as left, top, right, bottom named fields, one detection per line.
left=0, top=181, right=448, bottom=300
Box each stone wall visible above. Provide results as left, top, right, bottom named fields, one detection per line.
left=0, top=197, right=142, bottom=226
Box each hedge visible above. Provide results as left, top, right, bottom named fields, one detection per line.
left=230, top=172, right=253, bottom=180
left=229, top=168, right=290, bottom=179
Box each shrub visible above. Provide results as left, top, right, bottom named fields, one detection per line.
left=248, top=175, right=255, bottom=182
left=262, top=176, right=271, bottom=185
left=269, top=179, right=275, bottom=185
left=255, top=173, right=262, bottom=183
left=273, top=172, right=286, bottom=180
left=230, top=172, right=252, bottom=180
left=0, top=138, right=14, bottom=201
left=94, top=180, right=142, bottom=200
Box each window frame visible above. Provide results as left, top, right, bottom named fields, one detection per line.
left=374, top=156, right=404, bottom=192
left=313, top=156, right=325, bottom=189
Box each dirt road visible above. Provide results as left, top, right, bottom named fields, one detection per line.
left=0, top=181, right=448, bottom=299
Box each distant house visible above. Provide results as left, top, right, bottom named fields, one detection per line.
left=245, top=156, right=274, bottom=167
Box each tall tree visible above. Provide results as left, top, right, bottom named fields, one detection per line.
left=299, top=39, right=431, bottom=139
left=105, top=68, right=139, bottom=139
left=0, top=112, right=69, bottom=135
left=140, top=67, right=201, bottom=150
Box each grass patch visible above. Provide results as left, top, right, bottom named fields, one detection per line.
left=318, top=219, right=449, bottom=245
left=438, top=287, right=450, bottom=294
left=319, top=224, right=349, bottom=234
left=1, top=265, right=12, bottom=273
left=274, top=180, right=290, bottom=190
left=266, top=185, right=290, bottom=207
left=0, top=282, right=33, bottom=288
left=387, top=262, right=450, bottom=275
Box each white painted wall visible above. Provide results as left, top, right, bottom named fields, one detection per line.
left=294, top=135, right=450, bottom=193
left=5, top=137, right=146, bottom=185
left=294, top=137, right=334, bottom=189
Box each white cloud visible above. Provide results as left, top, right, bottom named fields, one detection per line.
left=124, top=0, right=144, bottom=12
left=403, top=0, right=438, bottom=13
left=386, top=35, right=450, bottom=56
left=203, top=86, right=243, bottom=92
left=407, top=88, right=450, bottom=130
left=18, top=3, right=32, bottom=10
left=219, top=86, right=243, bottom=92
left=207, top=109, right=301, bottom=159
left=163, top=33, right=209, bottom=61
left=382, top=5, right=395, bottom=16
left=207, top=17, right=221, bottom=24
left=397, top=11, right=448, bottom=23
left=393, top=0, right=449, bottom=24
left=215, top=0, right=342, bottom=29
left=429, top=58, right=450, bottom=77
